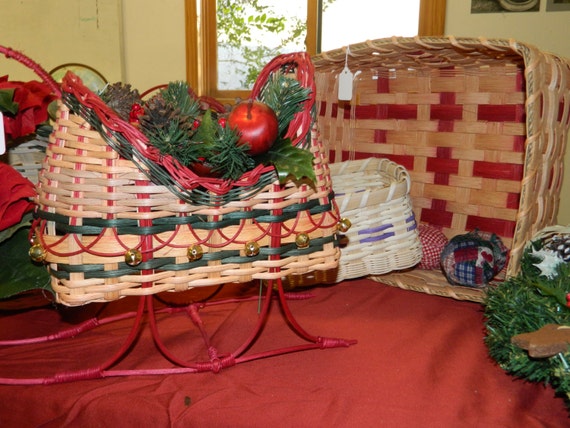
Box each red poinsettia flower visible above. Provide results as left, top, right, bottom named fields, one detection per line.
left=0, top=76, right=57, bottom=139
left=0, top=163, right=36, bottom=230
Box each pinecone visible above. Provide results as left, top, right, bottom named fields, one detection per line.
left=543, top=233, right=570, bottom=262
left=139, top=96, right=193, bottom=134
left=100, top=82, right=142, bottom=121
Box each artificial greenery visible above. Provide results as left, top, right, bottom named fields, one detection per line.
left=484, top=242, right=570, bottom=407
left=208, top=127, right=255, bottom=180
left=100, top=73, right=314, bottom=183
left=260, top=73, right=312, bottom=139
left=0, top=221, right=53, bottom=300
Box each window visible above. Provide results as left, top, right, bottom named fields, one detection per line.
left=185, top=0, right=446, bottom=102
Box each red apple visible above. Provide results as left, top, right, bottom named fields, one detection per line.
left=227, top=100, right=279, bottom=156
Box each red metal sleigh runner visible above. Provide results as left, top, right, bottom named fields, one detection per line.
left=0, top=283, right=356, bottom=384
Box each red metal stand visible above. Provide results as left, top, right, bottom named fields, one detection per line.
left=0, top=278, right=356, bottom=384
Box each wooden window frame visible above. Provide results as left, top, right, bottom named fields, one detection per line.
left=185, top=0, right=446, bottom=102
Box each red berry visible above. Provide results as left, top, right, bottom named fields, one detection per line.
left=227, top=100, right=278, bottom=156
left=129, top=103, right=144, bottom=124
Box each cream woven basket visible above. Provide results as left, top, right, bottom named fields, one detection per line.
left=330, top=158, right=421, bottom=281
left=313, top=36, right=570, bottom=302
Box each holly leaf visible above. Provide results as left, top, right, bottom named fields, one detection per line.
left=0, top=227, right=53, bottom=300
left=531, top=276, right=569, bottom=308
left=191, top=109, right=217, bottom=146
left=258, top=138, right=315, bottom=184
left=0, top=88, right=18, bottom=114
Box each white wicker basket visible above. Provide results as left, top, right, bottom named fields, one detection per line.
left=8, top=137, right=48, bottom=183
left=330, top=158, right=422, bottom=281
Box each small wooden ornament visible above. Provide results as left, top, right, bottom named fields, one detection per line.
left=511, top=324, right=570, bottom=358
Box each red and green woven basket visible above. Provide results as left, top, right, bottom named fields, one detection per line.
left=34, top=52, right=342, bottom=306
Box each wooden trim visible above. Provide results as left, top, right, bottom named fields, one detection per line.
left=306, top=0, right=318, bottom=55
left=418, top=0, right=446, bottom=36
left=200, top=0, right=217, bottom=98
left=184, top=0, right=198, bottom=91
left=186, top=0, right=447, bottom=98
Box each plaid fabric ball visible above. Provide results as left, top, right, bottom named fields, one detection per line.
left=440, top=230, right=508, bottom=288
left=418, top=224, right=448, bottom=270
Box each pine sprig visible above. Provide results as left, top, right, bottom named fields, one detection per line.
left=161, top=81, right=201, bottom=118
left=210, top=126, right=255, bottom=180
left=258, top=73, right=311, bottom=136
left=143, top=120, right=191, bottom=158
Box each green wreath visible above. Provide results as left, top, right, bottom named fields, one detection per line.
left=484, top=227, right=570, bottom=408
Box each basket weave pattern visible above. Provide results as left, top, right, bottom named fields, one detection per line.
left=313, top=37, right=570, bottom=301
left=35, top=54, right=341, bottom=306
left=330, top=158, right=421, bottom=281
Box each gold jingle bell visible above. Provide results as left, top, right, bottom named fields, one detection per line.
left=29, top=244, right=47, bottom=263
left=295, top=233, right=310, bottom=249
left=124, top=248, right=143, bottom=266
left=244, top=241, right=260, bottom=257
left=338, top=218, right=352, bottom=233
left=187, top=244, right=203, bottom=261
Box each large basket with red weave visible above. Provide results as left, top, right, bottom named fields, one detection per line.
left=313, top=37, right=570, bottom=302
left=34, top=52, right=341, bottom=306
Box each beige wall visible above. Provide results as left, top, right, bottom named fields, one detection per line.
left=445, top=2, right=570, bottom=224
left=0, top=0, right=124, bottom=83
left=0, top=0, right=186, bottom=90
left=121, top=0, right=186, bottom=90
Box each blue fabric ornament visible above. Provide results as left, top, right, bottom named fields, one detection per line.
left=440, top=230, right=508, bottom=287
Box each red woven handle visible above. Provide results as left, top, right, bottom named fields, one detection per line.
left=0, top=46, right=61, bottom=97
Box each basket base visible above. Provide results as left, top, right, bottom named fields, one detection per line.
left=0, top=278, right=356, bottom=384
left=369, top=269, right=492, bottom=303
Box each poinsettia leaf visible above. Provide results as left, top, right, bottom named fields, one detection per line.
left=0, top=227, right=53, bottom=300
left=0, top=212, right=33, bottom=245
left=0, top=88, right=18, bottom=114
left=258, top=138, right=315, bottom=184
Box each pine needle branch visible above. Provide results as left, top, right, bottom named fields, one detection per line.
left=258, top=73, right=311, bottom=136
left=161, top=81, right=201, bottom=119
left=209, top=126, right=255, bottom=180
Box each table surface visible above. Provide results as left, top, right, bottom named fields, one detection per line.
left=0, top=278, right=567, bottom=427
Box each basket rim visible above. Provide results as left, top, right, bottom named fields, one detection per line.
left=311, top=36, right=537, bottom=70
left=330, top=158, right=411, bottom=209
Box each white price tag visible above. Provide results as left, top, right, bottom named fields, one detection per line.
left=338, top=65, right=353, bottom=101
left=0, top=111, right=5, bottom=155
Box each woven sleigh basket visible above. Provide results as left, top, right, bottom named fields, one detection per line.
left=34, top=52, right=341, bottom=307
left=330, top=157, right=421, bottom=282
left=313, top=36, right=570, bottom=302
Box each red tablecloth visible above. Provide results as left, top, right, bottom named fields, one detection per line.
left=0, top=278, right=567, bottom=427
